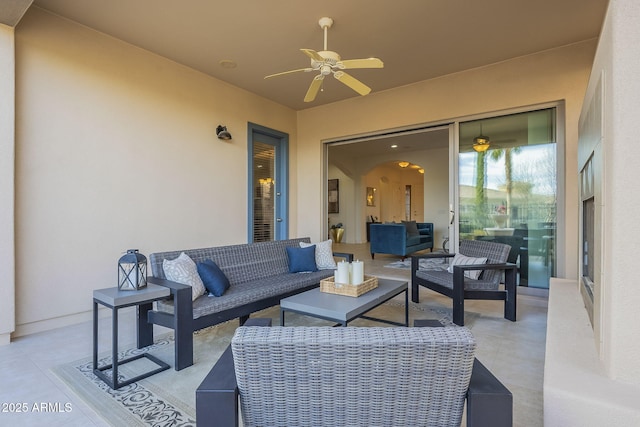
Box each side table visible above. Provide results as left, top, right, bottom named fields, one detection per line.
left=93, top=284, right=171, bottom=389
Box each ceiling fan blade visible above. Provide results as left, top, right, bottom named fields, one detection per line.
left=333, top=71, right=371, bottom=96
left=304, top=75, right=324, bottom=102
left=300, top=48, right=324, bottom=62
left=337, top=58, right=384, bottom=69
left=264, top=68, right=313, bottom=79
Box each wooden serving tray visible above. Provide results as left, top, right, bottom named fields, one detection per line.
left=320, top=275, right=378, bottom=297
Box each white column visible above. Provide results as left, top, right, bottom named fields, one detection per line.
left=0, top=23, right=16, bottom=345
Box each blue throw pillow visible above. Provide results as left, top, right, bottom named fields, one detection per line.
left=286, top=245, right=317, bottom=273
left=197, top=259, right=230, bottom=297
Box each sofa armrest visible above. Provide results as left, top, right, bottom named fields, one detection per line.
left=413, top=320, right=512, bottom=427
left=417, top=222, right=433, bottom=235
left=410, top=252, right=454, bottom=273
left=146, top=276, right=194, bottom=370
left=196, top=318, right=271, bottom=427
left=369, top=224, right=408, bottom=256
left=451, top=263, right=518, bottom=322
left=146, top=276, right=191, bottom=292
left=466, top=359, right=513, bottom=427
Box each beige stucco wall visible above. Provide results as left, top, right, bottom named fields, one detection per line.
left=0, top=24, right=16, bottom=345
left=12, top=8, right=297, bottom=335
left=297, top=39, right=598, bottom=281
left=8, top=6, right=598, bottom=337
left=579, top=0, right=640, bottom=384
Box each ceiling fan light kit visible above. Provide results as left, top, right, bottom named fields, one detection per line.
left=472, top=124, right=491, bottom=152
left=264, top=17, right=384, bottom=102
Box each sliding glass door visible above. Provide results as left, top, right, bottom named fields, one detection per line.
left=458, top=108, right=556, bottom=288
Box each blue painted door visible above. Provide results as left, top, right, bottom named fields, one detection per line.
left=248, top=123, right=289, bottom=242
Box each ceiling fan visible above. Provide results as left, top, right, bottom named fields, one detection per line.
left=264, top=17, right=384, bottom=102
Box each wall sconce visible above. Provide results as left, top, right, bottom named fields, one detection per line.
left=216, top=125, right=232, bottom=140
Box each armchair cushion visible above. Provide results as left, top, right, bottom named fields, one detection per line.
left=447, top=253, right=487, bottom=280
left=416, top=269, right=500, bottom=291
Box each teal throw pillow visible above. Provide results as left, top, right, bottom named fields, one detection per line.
left=197, top=259, right=230, bottom=297
left=286, top=245, right=318, bottom=273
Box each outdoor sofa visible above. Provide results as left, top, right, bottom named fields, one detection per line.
left=139, top=238, right=352, bottom=370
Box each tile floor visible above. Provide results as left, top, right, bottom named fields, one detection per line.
left=0, top=242, right=548, bottom=426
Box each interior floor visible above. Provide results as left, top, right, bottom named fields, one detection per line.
left=0, top=242, right=547, bottom=427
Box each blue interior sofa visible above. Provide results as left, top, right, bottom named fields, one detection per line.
left=369, top=221, right=433, bottom=259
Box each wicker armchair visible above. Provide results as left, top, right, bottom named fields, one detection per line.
left=196, top=319, right=512, bottom=427
left=411, top=239, right=518, bottom=326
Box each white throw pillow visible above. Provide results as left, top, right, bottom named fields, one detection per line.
left=299, top=239, right=337, bottom=270
left=447, top=253, right=488, bottom=280
left=163, top=252, right=206, bottom=301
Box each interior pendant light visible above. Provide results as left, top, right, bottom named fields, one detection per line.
left=472, top=124, right=490, bottom=152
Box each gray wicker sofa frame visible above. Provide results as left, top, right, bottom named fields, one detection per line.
left=196, top=318, right=512, bottom=427
left=139, top=238, right=352, bottom=370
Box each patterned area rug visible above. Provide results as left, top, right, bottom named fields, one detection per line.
left=52, top=301, right=459, bottom=426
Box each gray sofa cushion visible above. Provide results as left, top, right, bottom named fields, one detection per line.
left=157, top=269, right=334, bottom=319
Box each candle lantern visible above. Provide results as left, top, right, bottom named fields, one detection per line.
left=118, top=249, right=147, bottom=291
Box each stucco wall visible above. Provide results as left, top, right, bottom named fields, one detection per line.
left=12, top=8, right=297, bottom=335
left=9, top=7, right=598, bottom=337
left=297, top=39, right=598, bottom=281
left=578, top=0, right=640, bottom=384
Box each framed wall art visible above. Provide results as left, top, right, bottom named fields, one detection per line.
left=328, top=179, right=339, bottom=213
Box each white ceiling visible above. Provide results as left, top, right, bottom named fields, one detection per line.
left=25, top=0, right=608, bottom=111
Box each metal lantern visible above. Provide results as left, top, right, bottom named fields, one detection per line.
left=118, top=249, right=147, bottom=291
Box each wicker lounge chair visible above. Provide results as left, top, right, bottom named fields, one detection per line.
left=196, top=319, right=512, bottom=427
left=411, top=239, right=518, bottom=326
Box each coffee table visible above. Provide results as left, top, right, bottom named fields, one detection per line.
left=280, top=277, right=408, bottom=327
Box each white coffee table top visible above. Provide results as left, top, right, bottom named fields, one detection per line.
left=280, top=278, right=407, bottom=323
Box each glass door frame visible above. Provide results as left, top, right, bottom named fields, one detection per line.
left=450, top=101, right=565, bottom=279
left=247, top=123, right=289, bottom=242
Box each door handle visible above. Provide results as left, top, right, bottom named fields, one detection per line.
left=276, top=218, right=283, bottom=222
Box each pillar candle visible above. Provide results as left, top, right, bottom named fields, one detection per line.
left=351, top=260, right=364, bottom=285
left=336, top=261, right=350, bottom=284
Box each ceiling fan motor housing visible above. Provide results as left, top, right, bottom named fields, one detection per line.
left=318, top=17, right=334, bottom=30
left=311, top=50, right=341, bottom=69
